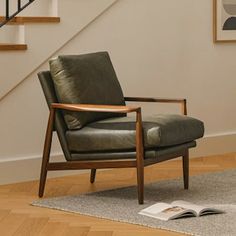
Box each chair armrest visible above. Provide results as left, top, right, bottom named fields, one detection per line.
left=124, top=96, right=187, bottom=115
left=124, top=96, right=186, bottom=103
left=51, top=103, right=141, bottom=114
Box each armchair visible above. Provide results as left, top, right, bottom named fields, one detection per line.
left=38, top=52, right=204, bottom=204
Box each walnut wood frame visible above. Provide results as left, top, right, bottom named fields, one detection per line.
left=39, top=97, right=189, bottom=204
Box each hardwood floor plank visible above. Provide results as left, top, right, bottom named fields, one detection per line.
left=0, top=214, right=28, bottom=236
left=86, top=231, right=113, bottom=236
left=13, top=217, right=49, bottom=236
left=0, top=209, right=10, bottom=222
left=113, top=231, right=181, bottom=236
left=62, top=226, right=91, bottom=236
left=38, top=221, right=68, bottom=236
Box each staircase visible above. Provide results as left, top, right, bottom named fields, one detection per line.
left=0, top=0, right=118, bottom=100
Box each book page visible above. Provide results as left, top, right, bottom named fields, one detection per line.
left=140, top=203, right=173, bottom=215
left=139, top=203, right=194, bottom=221
left=171, top=200, right=222, bottom=216
left=171, top=200, right=204, bottom=215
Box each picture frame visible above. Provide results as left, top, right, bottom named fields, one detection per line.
left=213, top=0, right=236, bottom=42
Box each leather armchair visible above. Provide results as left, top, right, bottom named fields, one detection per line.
left=38, top=52, right=204, bottom=204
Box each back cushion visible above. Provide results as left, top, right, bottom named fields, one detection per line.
left=49, top=51, right=126, bottom=130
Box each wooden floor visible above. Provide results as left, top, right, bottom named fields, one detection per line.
left=0, top=153, right=235, bottom=236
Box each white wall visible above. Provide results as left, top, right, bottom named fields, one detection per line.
left=0, top=0, right=236, bottom=183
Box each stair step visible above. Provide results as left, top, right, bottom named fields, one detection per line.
left=0, top=16, right=60, bottom=25
left=0, top=44, right=27, bottom=51
left=0, top=16, right=60, bottom=50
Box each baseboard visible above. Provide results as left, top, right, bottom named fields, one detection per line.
left=0, top=154, right=89, bottom=185
left=0, top=133, right=235, bottom=185
left=190, top=132, right=236, bottom=157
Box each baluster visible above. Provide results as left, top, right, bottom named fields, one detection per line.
left=6, top=0, right=9, bottom=19
left=18, top=0, right=21, bottom=11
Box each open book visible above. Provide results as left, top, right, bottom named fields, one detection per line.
left=139, top=200, right=223, bottom=221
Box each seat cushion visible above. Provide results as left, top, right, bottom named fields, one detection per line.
left=49, top=52, right=125, bottom=130
left=70, top=141, right=197, bottom=161
left=66, top=114, right=204, bottom=152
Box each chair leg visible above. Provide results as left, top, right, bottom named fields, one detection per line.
left=90, top=169, right=96, bottom=183
left=39, top=109, right=55, bottom=198
left=39, top=155, right=49, bottom=198
left=136, top=110, right=144, bottom=204
left=136, top=163, right=144, bottom=204
left=182, top=150, right=189, bottom=190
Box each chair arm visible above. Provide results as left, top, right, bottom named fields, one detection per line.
left=49, top=103, right=144, bottom=165
left=124, top=96, right=186, bottom=103
left=124, top=96, right=187, bottom=115
left=51, top=103, right=141, bottom=114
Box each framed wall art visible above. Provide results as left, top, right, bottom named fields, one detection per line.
left=213, top=0, right=236, bottom=42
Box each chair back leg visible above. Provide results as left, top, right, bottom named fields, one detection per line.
left=39, top=109, right=55, bottom=197
left=90, top=169, right=96, bottom=183
left=182, top=150, right=189, bottom=189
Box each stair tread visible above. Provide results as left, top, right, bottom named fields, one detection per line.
left=0, top=43, right=27, bottom=50
left=0, top=16, right=60, bottom=24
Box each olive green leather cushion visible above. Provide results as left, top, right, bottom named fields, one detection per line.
left=70, top=141, right=197, bottom=161
left=66, top=114, right=204, bottom=152
left=49, top=52, right=125, bottom=130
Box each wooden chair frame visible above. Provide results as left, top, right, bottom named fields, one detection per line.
left=39, top=96, right=188, bottom=204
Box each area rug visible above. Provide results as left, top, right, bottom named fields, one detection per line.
left=32, top=169, right=236, bottom=236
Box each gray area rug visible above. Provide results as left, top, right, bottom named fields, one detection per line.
left=32, top=170, right=236, bottom=236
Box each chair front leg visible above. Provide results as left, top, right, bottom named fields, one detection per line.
left=136, top=160, right=144, bottom=204
left=136, top=109, right=144, bottom=204
left=182, top=150, right=189, bottom=189
left=39, top=108, right=55, bottom=197
left=90, top=169, right=96, bottom=183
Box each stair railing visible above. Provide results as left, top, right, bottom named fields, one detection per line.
left=0, top=0, right=36, bottom=28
